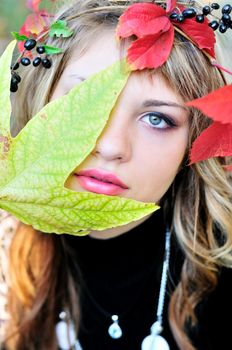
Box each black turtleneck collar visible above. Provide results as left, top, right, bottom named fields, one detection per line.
left=63, top=209, right=181, bottom=350
left=62, top=209, right=232, bottom=350
left=65, top=208, right=166, bottom=263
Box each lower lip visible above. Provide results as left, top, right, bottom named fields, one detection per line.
left=75, top=175, right=127, bottom=195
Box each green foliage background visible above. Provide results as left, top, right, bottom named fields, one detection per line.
left=0, top=0, right=63, bottom=52
left=0, top=0, right=64, bottom=35
left=0, top=0, right=28, bottom=39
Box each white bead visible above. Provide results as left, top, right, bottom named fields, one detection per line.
left=141, top=335, right=170, bottom=350
left=55, top=321, right=77, bottom=350
left=74, top=340, right=83, bottom=350
left=108, top=322, right=123, bottom=339
left=151, top=321, right=163, bottom=335
left=59, top=311, right=67, bottom=320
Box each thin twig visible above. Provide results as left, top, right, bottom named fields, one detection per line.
left=66, top=6, right=127, bottom=21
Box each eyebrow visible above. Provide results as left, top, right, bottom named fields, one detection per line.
left=142, top=99, right=187, bottom=111
left=68, top=74, right=86, bottom=81
left=67, top=76, right=187, bottom=111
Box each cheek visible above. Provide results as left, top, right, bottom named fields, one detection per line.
left=50, top=77, right=70, bottom=101
left=133, top=129, right=188, bottom=202
left=50, top=85, right=62, bottom=101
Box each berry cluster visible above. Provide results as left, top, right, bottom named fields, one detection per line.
left=10, top=39, right=52, bottom=93
left=170, top=3, right=232, bottom=34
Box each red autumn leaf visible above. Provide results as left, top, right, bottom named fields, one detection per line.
left=127, top=26, right=174, bottom=70
left=19, top=21, right=31, bottom=39
left=18, top=9, right=51, bottom=55
left=190, top=122, right=232, bottom=164
left=175, top=17, right=215, bottom=58
left=117, top=2, right=216, bottom=72
left=17, top=22, right=33, bottom=55
left=166, top=0, right=177, bottom=13
left=186, top=84, right=232, bottom=125
left=22, top=10, right=51, bottom=35
left=116, top=3, right=170, bottom=38
left=225, top=165, right=232, bottom=171
left=26, top=0, right=41, bottom=12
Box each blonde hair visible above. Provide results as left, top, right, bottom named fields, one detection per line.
left=5, top=1, right=232, bottom=349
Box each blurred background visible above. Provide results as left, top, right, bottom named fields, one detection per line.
left=0, top=0, right=59, bottom=54
left=0, top=0, right=29, bottom=53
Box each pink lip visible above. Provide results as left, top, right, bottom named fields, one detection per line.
left=74, top=169, right=129, bottom=196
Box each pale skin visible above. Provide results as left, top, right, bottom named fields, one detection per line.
left=51, top=30, right=189, bottom=239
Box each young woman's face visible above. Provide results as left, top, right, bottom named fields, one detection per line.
left=51, top=30, right=189, bottom=239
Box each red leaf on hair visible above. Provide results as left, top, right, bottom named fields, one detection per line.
left=190, top=122, right=232, bottom=163
left=225, top=165, right=232, bottom=171
left=23, top=10, right=51, bottom=35
left=18, top=10, right=51, bottom=55
left=186, top=84, right=232, bottom=125
left=166, top=0, right=177, bottom=13
left=26, top=0, right=41, bottom=12
left=127, top=26, right=174, bottom=70
left=18, top=22, right=33, bottom=55
left=19, top=21, right=31, bottom=39
left=175, top=18, right=215, bottom=58
left=116, top=3, right=169, bottom=38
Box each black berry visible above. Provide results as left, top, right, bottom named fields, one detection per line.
left=36, top=46, right=45, bottom=54
left=177, top=14, right=185, bottom=22
left=24, top=39, right=37, bottom=51
left=170, top=12, right=178, bottom=20
left=21, top=57, right=31, bottom=66
left=10, top=78, right=18, bottom=93
left=196, top=14, right=204, bottom=23
left=11, top=76, right=18, bottom=84
left=33, top=57, right=42, bottom=67
left=13, top=72, right=21, bottom=83
left=182, top=8, right=197, bottom=18
left=42, top=58, right=52, bottom=69
left=211, top=3, right=220, bottom=10
left=12, top=62, right=20, bottom=70
left=203, top=5, right=211, bottom=15
left=222, top=4, right=232, bottom=14
left=209, top=20, right=219, bottom=30
left=222, top=13, right=231, bottom=24
left=10, top=83, right=18, bottom=93
left=219, top=23, right=228, bottom=33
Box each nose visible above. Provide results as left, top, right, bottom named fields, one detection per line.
left=92, top=108, right=132, bottom=162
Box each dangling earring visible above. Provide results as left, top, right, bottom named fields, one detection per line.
left=56, top=310, right=83, bottom=350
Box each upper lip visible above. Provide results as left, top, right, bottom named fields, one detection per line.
left=76, top=169, right=129, bottom=189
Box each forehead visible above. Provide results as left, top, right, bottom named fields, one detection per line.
left=64, top=29, right=120, bottom=78
left=54, top=29, right=182, bottom=105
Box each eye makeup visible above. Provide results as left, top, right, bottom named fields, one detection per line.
left=137, top=99, right=188, bottom=127
left=140, top=112, right=177, bottom=130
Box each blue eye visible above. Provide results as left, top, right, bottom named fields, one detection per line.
left=141, top=112, right=176, bottom=130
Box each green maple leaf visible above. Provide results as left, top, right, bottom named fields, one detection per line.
left=11, top=32, right=29, bottom=41
left=43, top=45, right=63, bottom=55
left=49, top=20, right=74, bottom=38
left=0, top=41, right=159, bottom=236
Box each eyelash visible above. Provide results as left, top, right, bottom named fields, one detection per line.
left=140, top=112, right=177, bottom=130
